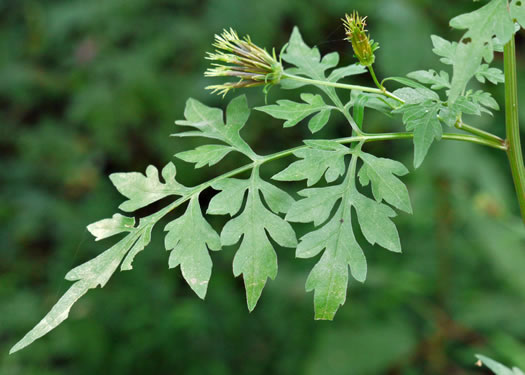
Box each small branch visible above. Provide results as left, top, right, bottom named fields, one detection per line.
left=367, top=64, right=383, bottom=91
left=504, top=35, right=525, bottom=224
left=455, top=120, right=506, bottom=147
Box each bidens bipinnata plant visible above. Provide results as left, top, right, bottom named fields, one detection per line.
left=10, top=0, right=525, bottom=357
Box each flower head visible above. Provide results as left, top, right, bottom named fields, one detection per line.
left=205, top=29, right=283, bottom=97
left=342, top=11, right=379, bottom=66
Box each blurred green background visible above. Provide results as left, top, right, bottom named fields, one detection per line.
left=2, top=0, right=525, bottom=374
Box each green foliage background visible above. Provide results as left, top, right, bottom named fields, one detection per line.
left=1, top=0, right=525, bottom=373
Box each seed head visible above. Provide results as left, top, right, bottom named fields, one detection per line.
left=205, top=29, right=283, bottom=97
left=342, top=11, right=379, bottom=66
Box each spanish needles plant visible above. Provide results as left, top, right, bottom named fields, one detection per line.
left=10, top=0, right=525, bottom=354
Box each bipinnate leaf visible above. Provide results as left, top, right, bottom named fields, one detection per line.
left=255, top=93, right=333, bottom=133
left=358, top=152, right=412, bottom=213
left=165, top=196, right=221, bottom=299
left=174, top=95, right=257, bottom=159
left=110, top=162, right=189, bottom=212
left=10, top=223, right=153, bottom=354
left=209, top=169, right=297, bottom=310
left=447, top=0, right=514, bottom=102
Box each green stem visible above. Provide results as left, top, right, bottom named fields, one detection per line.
left=455, top=120, right=506, bottom=146
left=503, top=35, right=525, bottom=224
left=282, top=72, right=403, bottom=103
left=283, top=72, right=504, bottom=143
left=147, top=131, right=506, bottom=224
left=367, top=64, right=383, bottom=91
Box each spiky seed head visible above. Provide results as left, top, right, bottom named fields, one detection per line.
left=342, top=11, right=379, bottom=66
left=204, top=28, right=283, bottom=97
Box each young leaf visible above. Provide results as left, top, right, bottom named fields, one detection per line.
left=448, top=0, right=514, bottom=102
left=282, top=27, right=339, bottom=82
left=280, top=27, right=365, bottom=102
left=110, top=162, right=190, bottom=212
left=358, top=152, right=412, bottom=213
left=394, top=100, right=442, bottom=168
left=174, top=95, right=257, bottom=159
left=255, top=93, right=334, bottom=133
left=209, top=169, right=297, bottom=310
left=164, top=196, right=221, bottom=299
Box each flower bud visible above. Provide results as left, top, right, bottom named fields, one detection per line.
left=205, top=29, right=283, bottom=96
left=342, top=11, right=379, bottom=66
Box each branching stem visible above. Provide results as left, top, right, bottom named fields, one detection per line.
left=147, top=131, right=506, bottom=225
left=282, top=71, right=505, bottom=143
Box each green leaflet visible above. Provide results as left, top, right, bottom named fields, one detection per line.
left=255, top=93, right=333, bottom=133
left=174, top=95, right=258, bottom=160
left=272, top=141, right=349, bottom=186
left=208, top=168, right=297, bottom=310
left=358, top=152, right=412, bottom=214
left=165, top=196, right=221, bottom=299
left=87, top=213, right=135, bottom=241
left=475, top=354, right=525, bottom=375
left=393, top=87, right=440, bottom=104
left=110, top=162, right=189, bottom=212
left=283, top=153, right=402, bottom=320
left=176, top=144, right=234, bottom=168
left=447, top=0, right=514, bottom=102
left=10, top=217, right=154, bottom=354
left=430, top=35, right=457, bottom=65
left=475, top=64, right=505, bottom=85
left=394, top=100, right=443, bottom=168
left=280, top=27, right=365, bottom=96
left=407, top=70, right=450, bottom=90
